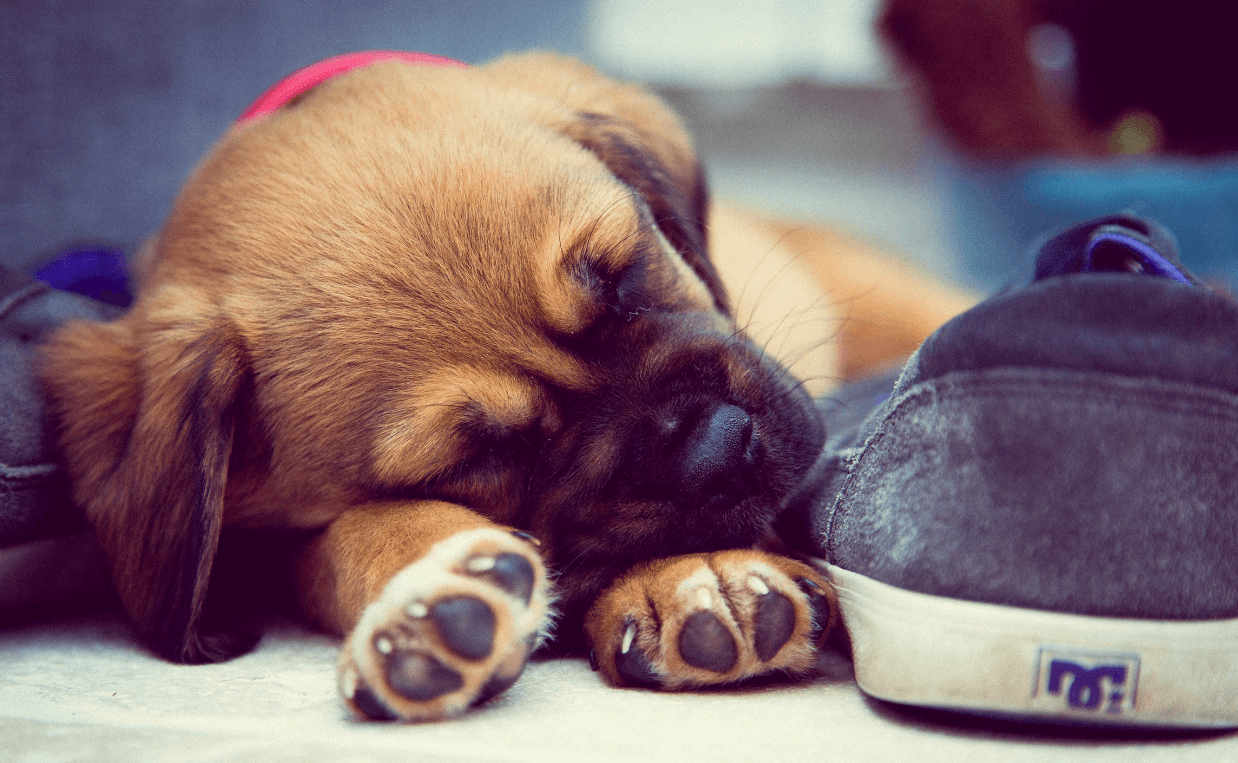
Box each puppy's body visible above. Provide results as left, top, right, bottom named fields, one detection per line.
left=40, top=53, right=963, bottom=720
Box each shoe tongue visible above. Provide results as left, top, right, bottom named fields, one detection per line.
left=1031, top=214, right=1199, bottom=285
left=906, top=214, right=1238, bottom=394
left=1083, top=225, right=1194, bottom=284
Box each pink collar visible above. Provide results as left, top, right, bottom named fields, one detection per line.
left=238, top=51, right=468, bottom=123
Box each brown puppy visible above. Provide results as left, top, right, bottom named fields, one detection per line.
left=38, top=52, right=958, bottom=721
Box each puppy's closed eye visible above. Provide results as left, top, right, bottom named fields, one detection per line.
left=572, top=251, right=657, bottom=325
left=557, top=226, right=714, bottom=344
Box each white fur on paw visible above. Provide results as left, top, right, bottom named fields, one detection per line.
left=338, top=528, right=552, bottom=721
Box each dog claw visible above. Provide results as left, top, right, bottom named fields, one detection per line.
left=466, top=555, right=497, bottom=573
left=431, top=596, right=495, bottom=660
left=694, top=586, right=712, bottom=610
left=746, top=575, right=770, bottom=596
left=678, top=610, right=737, bottom=673
left=489, top=553, right=537, bottom=603
left=510, top=530, right=541, bottom=547
left=461, top=551, right=536, bottom=604
left=797, top=577, right=832, bottom=645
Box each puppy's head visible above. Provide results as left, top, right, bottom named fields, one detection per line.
left=41, top=53, right=824, bottom=660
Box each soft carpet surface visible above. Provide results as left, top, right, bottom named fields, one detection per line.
left=2, top=610, right=1232, bottom=762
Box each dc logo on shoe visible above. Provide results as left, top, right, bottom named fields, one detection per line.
left=1032, top=647, right=1140, bottom=716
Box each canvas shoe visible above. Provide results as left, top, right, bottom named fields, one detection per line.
left=780, top=215, right=1238, bottom=727
left=0, top=263, right=119, bottom=614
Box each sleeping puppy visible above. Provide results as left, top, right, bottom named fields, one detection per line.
left=38, top=52, right=955, bottom=722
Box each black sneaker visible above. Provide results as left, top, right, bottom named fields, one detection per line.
left=781, top=215, right=1238, bottom=727
left=0, top=265, right=117, bottom=614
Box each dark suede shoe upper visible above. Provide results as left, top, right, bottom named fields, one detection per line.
left=1, top=267, right=118, bottom=547
left=783, top=216, right=1238, bottom=620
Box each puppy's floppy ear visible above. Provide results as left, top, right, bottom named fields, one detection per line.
left=41, top=306, right=255, bottom=663
left=482, top=53, right=729, bottom=315
left=565, top=113, right=729, bottom=314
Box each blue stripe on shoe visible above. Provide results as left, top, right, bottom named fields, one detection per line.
left=1084, top=227, right=1193, bottom=284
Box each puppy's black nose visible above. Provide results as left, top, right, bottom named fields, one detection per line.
left=670, top=403, right=754, bottom=507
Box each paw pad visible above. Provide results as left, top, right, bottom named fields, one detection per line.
left=678, top=609, right=737, bottom=673
left=338, top=527, right=550, bottom=721
left=343, top=671, right=397, bottom=721
left=587, top=552, right=836, bottom=690
left=430, top=596, right=496, bottom=660
left=752, top=580, right=796, bottom=661
left=465, top=552, right=536, bottom=603
left=385, top=649, right=465, bottom=701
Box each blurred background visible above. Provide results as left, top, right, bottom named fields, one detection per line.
left=4, top=0, right=1237, bottom=290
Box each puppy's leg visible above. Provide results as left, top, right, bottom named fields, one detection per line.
left=294, top=501, right=552, bottom=721
left=585, top=550, right=838, bottom=689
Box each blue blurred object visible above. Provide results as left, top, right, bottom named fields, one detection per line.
left=941, top=154, right=1238, bottom=291
left=32, top=246, right=132, bottom=308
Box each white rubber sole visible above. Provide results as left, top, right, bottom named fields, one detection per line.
left=817, top=561, right=1238, bottom=727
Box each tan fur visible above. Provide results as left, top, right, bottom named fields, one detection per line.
left=746, top=213, right=979, bottom=379
left=293, top=501, right=501, bottom=634
left=39, top=52, right=968, bottom=718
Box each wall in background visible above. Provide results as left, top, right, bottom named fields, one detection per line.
left=588, top=0, right=889, bottom=87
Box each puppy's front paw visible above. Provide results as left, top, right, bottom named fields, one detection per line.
left=585, top=551, right=838, bottom=689
left=338, top=528, right=551, bottom=721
